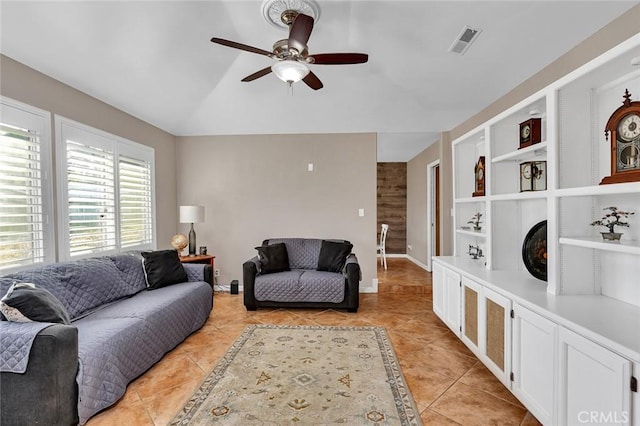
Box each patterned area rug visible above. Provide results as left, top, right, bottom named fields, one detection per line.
left=171, top=324, right=421, bottom=425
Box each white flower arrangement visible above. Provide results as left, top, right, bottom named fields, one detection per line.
left=590, top=206, right=634, bottom=234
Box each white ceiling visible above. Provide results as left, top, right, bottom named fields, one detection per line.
left=1, top=1, right=637, bottom=161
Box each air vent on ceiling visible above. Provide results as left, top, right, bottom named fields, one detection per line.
left=448, top=25, right=482, bottom=55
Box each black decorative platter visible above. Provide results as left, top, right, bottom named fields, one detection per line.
left=522, top=220, right=547, bottom=282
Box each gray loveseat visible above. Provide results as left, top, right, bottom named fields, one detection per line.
left=243, top=238, right=360, bottom=312
left=0, top=252, right=213, bottom=425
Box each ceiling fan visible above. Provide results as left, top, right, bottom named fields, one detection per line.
left=210, top=10, right=368, bottom=90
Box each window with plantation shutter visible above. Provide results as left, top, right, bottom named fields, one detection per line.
left=57, top=117, right=155, bottom=260
left=0, top=99, right=54, bottom=272
left=118, top=152, right=153, bottom=248
left=66, top=139, right=117, bottom=255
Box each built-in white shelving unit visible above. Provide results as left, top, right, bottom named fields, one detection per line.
left=456, top=229, right=486, bottom=238
left=438, top=32, right=640, bottom=426
left=491, top=141, right=548, bottom=164
left=450, top=32, right=640, bottom=305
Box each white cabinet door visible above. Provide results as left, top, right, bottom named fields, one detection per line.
left=512, top=303, right=557, bottom=426
left=443, top=267, right=461, bottom=336
left=432, top=262, right=461, bottom=336
left=461, top=277, right=482, bottom=357
left=559, top=327, right=632, bottom=426
left=481, top=286, right=511, bottom=385
left=432, top=262, right=445, bottom=321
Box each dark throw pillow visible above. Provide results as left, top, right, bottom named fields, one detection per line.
left=317, top=240, right=353, bottom=273
left=141, top=250, right=188, bottom=290
left=255, top=243, right=290, bottom=274
left=0, top=282, right=71, bottom=324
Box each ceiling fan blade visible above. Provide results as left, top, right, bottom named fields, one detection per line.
left=311, top=53, right=369, bottom=65
left=210, top=37, right=273, bottom=57
left=241, top=67, right=273, bottom=82
left=302, top=71, right=323, bottom=90
left=288, top=13, right=314, bottom=54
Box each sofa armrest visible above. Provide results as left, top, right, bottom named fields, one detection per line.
left=344, top=254, right=361, bottom=312
left=1, top=324, right=79, bottom=426
left=243, top=256, right=260, bottom=310
left=183, top=263, right=214, bottom=288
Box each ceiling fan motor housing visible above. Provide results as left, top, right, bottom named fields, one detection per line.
left=273, top=39, right=310, bottom=60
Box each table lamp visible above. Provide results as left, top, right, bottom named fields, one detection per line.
left=179, top=205, right=205, bottom=256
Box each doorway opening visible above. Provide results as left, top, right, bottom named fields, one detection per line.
left=426, top=160, right=440, bottom=271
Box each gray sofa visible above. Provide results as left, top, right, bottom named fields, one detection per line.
left=243, top=238, right=360, bottom=312
left=0, top=252, right=213, bottom=425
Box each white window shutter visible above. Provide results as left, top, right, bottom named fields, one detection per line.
left=0, top=125, right=46, bottom=269
left=66, top=140, right=117, bottom=255
left=118, top=154, right=153, bottom=248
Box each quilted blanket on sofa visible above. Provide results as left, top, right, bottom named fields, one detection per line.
left=75, top=280, right=211, bottom=424
left=254, top=270, right=345, bottom=303
left=0, top=321, right=53, bottom=373
left=0, top=253, right=213, bottom=424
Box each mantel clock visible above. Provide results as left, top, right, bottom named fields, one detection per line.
left=472, top=156, right=485, bottom=197
left=519, top=118, right=542, bottom=149
left=600, top=89, right=640, bottom=185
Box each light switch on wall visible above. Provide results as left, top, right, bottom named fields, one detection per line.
left=358, top=208, right=365, bottom=217
left=307, top=163, right=314, bottom=172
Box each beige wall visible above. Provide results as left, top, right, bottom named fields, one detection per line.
left=407, top=135, right=454, bottom=267
left=175, top=133, right=378, bottom=290
left=0, top=55, right=178, bottom=249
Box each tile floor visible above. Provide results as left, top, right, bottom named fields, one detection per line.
left=87, top=258, right=542, bottom=425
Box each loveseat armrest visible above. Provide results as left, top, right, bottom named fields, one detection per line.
left=344, top=254, right=361, bottom=312
left=1, top=324, right=79, bottom=426
left=243, top=256, right=260, bottom=310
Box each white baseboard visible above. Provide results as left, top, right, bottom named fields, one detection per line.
left=377, top=253, right=431, bottom=272
left=360, top=278, right=378, bottom=293
left=377, top=253, right=406, bottom=259
left=406, top=255, right=431, bottom=272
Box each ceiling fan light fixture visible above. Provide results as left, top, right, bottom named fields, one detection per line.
left=271, top=60, right=309, bottom=83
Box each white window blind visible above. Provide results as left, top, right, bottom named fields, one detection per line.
left=66, top=140, right=117, bottom=255
left=57, top=117, right=155, bottom=259
left=0, top=125, right=45, bottom=269
left=118, top=154, right=153, bottom=248
left=0, top=99, right=53, bottom=272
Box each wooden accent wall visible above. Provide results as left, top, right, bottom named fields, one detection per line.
left=377, top=163, right=406, bottom=254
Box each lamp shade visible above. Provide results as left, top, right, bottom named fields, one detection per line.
left=180, top=205, right=205, bottom=223
left=271, top=60, right=310, bottom=83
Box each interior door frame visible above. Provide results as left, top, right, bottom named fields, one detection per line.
left=426, top=159, right=440, bottom=271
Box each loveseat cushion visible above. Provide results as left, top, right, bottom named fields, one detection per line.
left=254, top=270, right=345, bottom=303
left=264, top=238, right=322, bottom=270
left=255, top=243, right=290, bottom=274
left=317, top=240, right=353, bottom=273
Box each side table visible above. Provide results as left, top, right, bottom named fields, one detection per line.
left=179, top=254, right=215, bottom=269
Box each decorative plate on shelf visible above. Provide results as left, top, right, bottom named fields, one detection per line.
left=522, top=220, right=547, bottom=281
